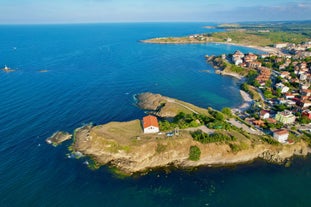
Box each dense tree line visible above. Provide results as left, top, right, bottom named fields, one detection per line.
left=191, top=130, right=236, bottom=144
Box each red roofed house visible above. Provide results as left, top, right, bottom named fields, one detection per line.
left=143, top=115, right=159, bottom=134
left=302, top=110, right=311, bottom=120
left=273, top=129, right=289, bottom=143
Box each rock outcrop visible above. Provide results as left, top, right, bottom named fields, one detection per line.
left=46, top=131, right=72, bottom=146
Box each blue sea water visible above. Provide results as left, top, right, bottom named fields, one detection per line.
left=0, top=23, right=310, bottom=207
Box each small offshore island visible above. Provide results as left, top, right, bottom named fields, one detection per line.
left=48, top=92, right=310, bottom=175
left=1, top=65, right=14, bottom=72
left=48, top=22, right=311, bottom=176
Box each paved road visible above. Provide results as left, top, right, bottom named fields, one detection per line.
left=184, top=125, right=214, bottom=134
left=228, top=118, right=263, bottom=135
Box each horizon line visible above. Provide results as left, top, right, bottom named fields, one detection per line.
left=0, top=19, right=311, bottom=26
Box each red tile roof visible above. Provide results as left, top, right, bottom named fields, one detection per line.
left=274, top=129, right=289, bottom=136
left=143, top=115, right=159, bottom=128
left=266, top=118, right=277, bottom=124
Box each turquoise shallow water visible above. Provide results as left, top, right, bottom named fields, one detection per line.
left=0, top=23, right=310, bottom=207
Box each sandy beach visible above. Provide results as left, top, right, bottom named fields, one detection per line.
left=232, top=90, right=253, bottom=113
left=212, top=42, right=281, bottom=54
left=217, top=71, right=244, bottom=80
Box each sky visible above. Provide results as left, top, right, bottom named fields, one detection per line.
left=0, top=0, right=310, bottom=24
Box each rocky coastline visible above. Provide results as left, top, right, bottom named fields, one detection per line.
left=73, top=122, right=308, bottom=175
left=48, top=93, right=310, bottom=176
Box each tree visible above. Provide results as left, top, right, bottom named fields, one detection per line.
left=222, top=107, right=232, bottom=117
left=241, top=83, right=249, bottom=91
left=265, top=80, right=272, bottom=87
left=189, top=146, right=201, bottom=161
left=290, top=72, right=297, bottom=79
left=275, top=88, right=282, bottom=98
left=214, top=111, right=225, bottom=121
left=274, top=104, right=288, bottom=111
left=253, top=80, right=260, bottom=87
left=263, top=89, right=274, bottom=99
left=300, top=116, right=311, bottom=124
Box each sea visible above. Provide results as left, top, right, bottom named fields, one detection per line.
left=0, top=23, right=310, bottom=207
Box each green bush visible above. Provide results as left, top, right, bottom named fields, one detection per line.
left=261, top=136, right=279, bottom=145
left=191, top=130, right=236, bottom=144
left=222, top=107, right=232, bottom=117
left=159, top=112, right=212, bottom=131
left=159, top=120, right=175, bottom=131
left=229, top=142, right=249, bottom=153
left=189, top=146, right=201, bottom=161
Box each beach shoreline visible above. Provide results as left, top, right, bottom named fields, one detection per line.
left=142, top=38, right=281, bottom=54
left=234, top=90, right=253, bottom=112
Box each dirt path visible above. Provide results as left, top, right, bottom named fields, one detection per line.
left=166, top=98, right=199, bottom=114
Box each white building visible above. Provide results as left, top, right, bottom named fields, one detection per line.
left=276, top=83, right=290, bottom=94
left=232, top=50, right=244, bottom=65
left=274, top=43, right=288, bottom=49
left=233, top=58, right=243, bottom=66
left=260, top=110, right=270, bottom=119
left=143, top=115, right=159, bottom=134
left=275, top=110, right=296, bottom=125
left=273, top=129, right=289, bottom=143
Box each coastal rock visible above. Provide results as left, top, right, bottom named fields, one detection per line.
left=46, top=131, right=72, bottom=146
left=258, top=143, right=309, bottom=163
left=136, top=92, right=166, bottom=111
left=136, top=92, right=210, bottom=118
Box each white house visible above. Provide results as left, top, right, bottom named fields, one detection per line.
left=232, top=50, right=244, bottom=65
left=233, top=58, right=243, bottom=65
left=143, top=115, right=159, bottom=134
left=273, top=129, right=289, bottom=143
left=260, top=110, right=270, bottom=119
left=276, top=83, right=290, bottom=94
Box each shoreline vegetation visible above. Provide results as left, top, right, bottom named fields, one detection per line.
left=47, top=92, right=310, bottom=176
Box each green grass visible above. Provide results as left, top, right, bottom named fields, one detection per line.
left=144, top=26, right=311, bottom=46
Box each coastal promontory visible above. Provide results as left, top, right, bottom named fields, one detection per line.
left=56, top=92, right=310, bottom=175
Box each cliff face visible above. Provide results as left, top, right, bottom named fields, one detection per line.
left=73, top=124, right=309, bottom=175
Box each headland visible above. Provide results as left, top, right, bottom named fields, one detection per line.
left=48, top=92, right=310, bottom=175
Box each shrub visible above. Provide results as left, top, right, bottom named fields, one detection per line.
left=229, top=142, right=249, bottom=153
left=261, top=136, right=279, bottom=145
left=156, top=143, right=167, bottom=153
left=222, top=107, right=232, bottom=117
left=191, top=130, right=236, bottom=144
left=189, top=146, right=201, bottom=161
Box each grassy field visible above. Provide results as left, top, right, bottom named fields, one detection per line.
left=91, top=120, right=143, bottom=145
left=144, top=21, right=311, bottom=46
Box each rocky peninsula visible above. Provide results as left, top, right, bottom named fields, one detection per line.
left=49, top=93, right=310, bottom=175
